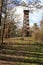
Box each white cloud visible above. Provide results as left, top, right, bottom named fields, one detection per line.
left=30, top=9, right=42, bottom=26
left=15, top=6, right=23, bottom=14
left=39, top=0, right=43, bottom=2
left=11, top=5, right=43, bottom=27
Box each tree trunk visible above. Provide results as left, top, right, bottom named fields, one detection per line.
left=1, top=0, right=7, bottom=44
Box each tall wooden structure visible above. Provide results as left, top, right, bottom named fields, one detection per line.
left=22, top=10, right=30, bottom=36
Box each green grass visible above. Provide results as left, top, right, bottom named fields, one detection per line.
left=0, top=38, right=43, bottom=65
left=1, top=44, right=43, bottom=53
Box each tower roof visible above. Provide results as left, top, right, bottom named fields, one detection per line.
left=24, top=10, right=29, bottom=12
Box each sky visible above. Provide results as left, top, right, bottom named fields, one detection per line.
left=9, top=0, right=43, bottom=27
left=30, top=10, right=42, bottom=26
left=11, top=6, right=43, bottom=27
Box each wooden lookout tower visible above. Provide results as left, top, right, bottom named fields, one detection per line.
left=22, top=10, right=30, bottom=37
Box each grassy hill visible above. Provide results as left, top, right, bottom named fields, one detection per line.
left=0, top=37, right=43, bottom=65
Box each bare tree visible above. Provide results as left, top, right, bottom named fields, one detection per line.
left=0, top=0, right=7, bottom=44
